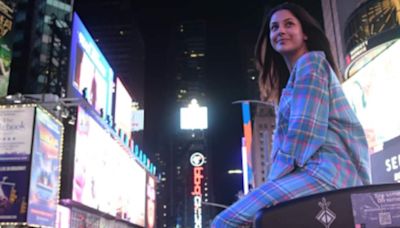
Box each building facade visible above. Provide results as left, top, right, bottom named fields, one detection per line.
left=8, top=0, right=72, bottom=96
left=163, top=20, right=215, bottom=228
left=321, top=0, right=368, bottom=75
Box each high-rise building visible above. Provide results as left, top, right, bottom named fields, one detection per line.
left=251, top=104, right=275, bottom=187
left=8, top=0, right=72, bottom=95
left=161, top=20, right=215, bottom=228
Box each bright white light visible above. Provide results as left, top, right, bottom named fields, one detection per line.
left=228, top=169, right=243, bottom=174
left=343, top=39, right=400, bottom=153
left=242, top=137, right=249, bottom=194
left=180, top=99, right=208, bottom=130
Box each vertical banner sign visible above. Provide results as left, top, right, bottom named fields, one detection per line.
left=27, top=108, right=63, bottom=227
left=191, top=152, right=205, bottom=228
left=0, top=106, right=35, bottom=223
left=0, top=162, right=30, bottom=223
left=0, top=1, right=14, bottom=96
left=241, top=102, right=254, bottom=193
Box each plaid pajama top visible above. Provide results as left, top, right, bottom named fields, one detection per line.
left=268, top=51, right=371, bottom=188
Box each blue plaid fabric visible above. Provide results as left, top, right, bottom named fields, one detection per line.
left=211, top=51, right=370, bottom=227
left=269, top=51, right=370, bottom=187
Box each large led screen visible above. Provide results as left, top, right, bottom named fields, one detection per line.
left=115, top=78, right=132, bottom=136
left=68, top=13, right=114, bottom=118
left=342, top=39, right=400, bottom=153
left=146, top=175, right=157, bottom=228
left=73, top=106, right=146, bottom=226
left=27, top=107, right=63, bottom=227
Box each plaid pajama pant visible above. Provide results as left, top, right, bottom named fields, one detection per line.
left=211, top=171, right=334, bottom=227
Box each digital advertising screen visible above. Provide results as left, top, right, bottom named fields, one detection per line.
left=55, top=205, right=70, bottom=228
left=73, top=106, right=110, bottom=210
left=68, top=13, right=114, bottom=118
left=0, top=106, right=35, bottom=162
left=27, top=107, right=63, bottom=227
left=132, top=109, right=144, bottom=132
left=0, top=162, right=30, bottom=223
left=146, top=174, right=156, bottom=228
left=115, top=77, right=132, bottom=136
left=73, top=106, right=146, bottom=226
left=342, top=39, right=400, bottom=154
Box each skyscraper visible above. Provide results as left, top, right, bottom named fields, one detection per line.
left=8, top=0, right=72, bottom=95
left=162, top=20, right=215, bottom=228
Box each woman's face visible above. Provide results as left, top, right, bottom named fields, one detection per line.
left=269, top=9, right=308, bottom=58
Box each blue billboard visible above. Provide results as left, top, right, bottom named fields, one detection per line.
left=68, top=13, right=114, bottom=118
left=27, top=108, right=63, bottom=227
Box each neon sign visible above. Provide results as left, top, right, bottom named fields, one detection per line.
left=191, top=152, right=205, bottom=228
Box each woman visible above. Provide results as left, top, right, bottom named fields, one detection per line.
left=212, top=3, right=370, bottom=227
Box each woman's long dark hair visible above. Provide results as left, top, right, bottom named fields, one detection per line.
left=255, top=2, right=340, bottom=103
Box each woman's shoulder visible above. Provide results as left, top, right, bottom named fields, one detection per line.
left=296, top=51, right=326, bottom=67
left=295, top=51, right=330, bottom=74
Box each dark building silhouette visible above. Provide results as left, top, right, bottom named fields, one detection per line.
left=158, top=20, right=215, bottom=228
left=8, top=0, right=72, bottom=96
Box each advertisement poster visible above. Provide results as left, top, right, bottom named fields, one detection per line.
left=351, top=190, right=400, bottom=227
left=342, top=40, right=400, bottom=154
left=73, top=106, right=147, bottom=226
left=370, top=136, right=400, bottom=184
left=0, top=107, right=35, bottom=161
left=55, top=205, right=70, bottom=228
left=0, top=163, right=29, bottom=223
left=115, top=78, right=132, bottom=135
left=73, top=106, right=110, bottom=211
left=146, top=175, right=156, bottom=228
left=27, top=108, right=63, bottom=227
left=0, top=1, right=15, bottom=96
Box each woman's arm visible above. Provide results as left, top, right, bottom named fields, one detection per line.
left=281, top=52, right=330, bottom=167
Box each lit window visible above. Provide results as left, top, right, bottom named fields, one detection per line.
left=120, top=30, right=124, bottom=35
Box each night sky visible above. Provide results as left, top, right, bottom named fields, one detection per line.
left=75, top=0, right=323, bottom=207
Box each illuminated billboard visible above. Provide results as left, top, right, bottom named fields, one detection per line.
left=190, top=152, right=205, bottom=228
left=27, top=107, right=63, bottom=227
left=180, top=99, right=208, bottom=130
left=132, top=109, right=144, bottom=132
left=342, top=39, right=400, bottom=153
left=115, top=78, right=132, bottom=135
left=146, top=175, right=156, bottom=228
left=0, top=106, right=35, bottom=161
left=68, top=13, right=114, bottom=118
left=73, top=106, right=146, bottom=226
left=0, top=162, right=30, bottom=223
